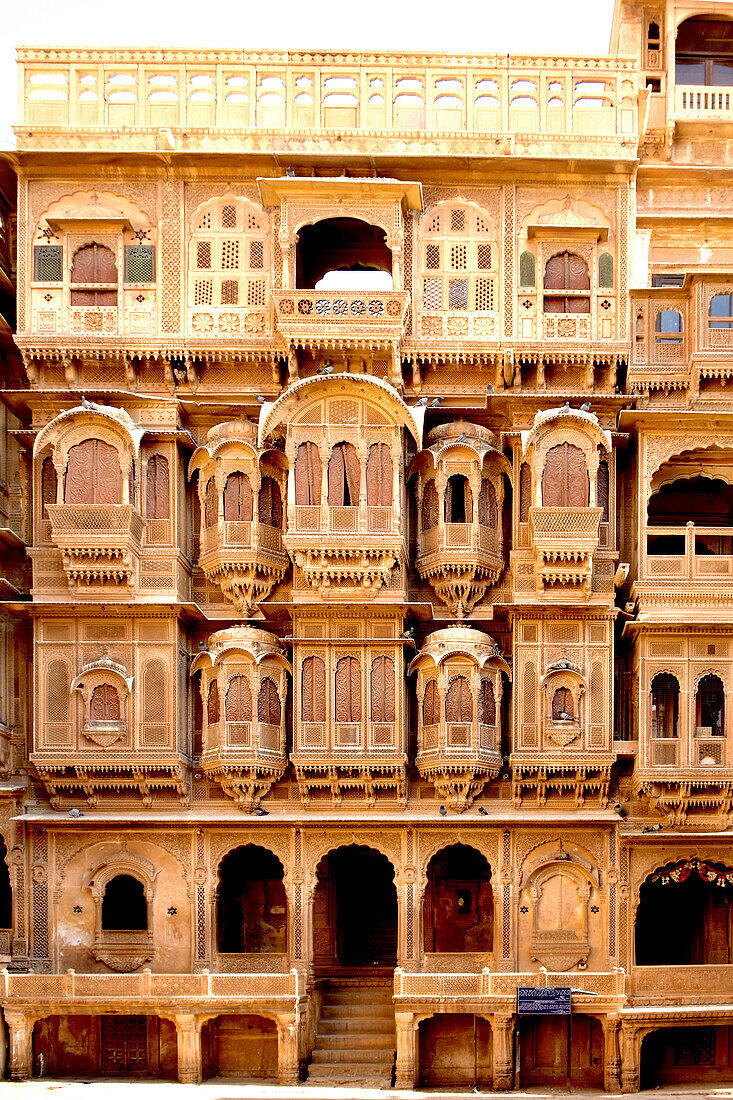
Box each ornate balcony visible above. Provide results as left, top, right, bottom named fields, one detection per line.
left=272, top=290, right=409, bottom=350
left=46, top=503, right=143, bottom=588
left=629, top=964, right=733, bottom=1006
left=529, top=506, right=602, bottom=595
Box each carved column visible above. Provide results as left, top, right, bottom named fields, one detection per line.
left=620, top=1022, right=641, bottom=1093
left=5, top=1012, right=33, bottom=1080
left=174, top=1013, right=202, bottom=1084
left=277, top=1014, right=300, bottom=1084
left=394, top=1010, right=416, bottom=1088
left=603, top=1013, right=622, bottom=1092
left=492, top=1014, right=514, bottom=1091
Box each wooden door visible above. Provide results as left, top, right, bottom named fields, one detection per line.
left=101, top=1016, right=149, bottom=1076
left=541, top=443, right=589, bottom=507
left=65, top=439, right=123, bottom=505
left=543, top=251, right=590, bottom=313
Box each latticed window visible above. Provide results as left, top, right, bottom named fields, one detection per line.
left=223, top=472, right=253, bottom=522
left=301, top=656, right=326, bottom=722
left=696, top=674, right=725, bottom=737
left=190, top=199, right=268, bottom=310
left=478, top=680, right=496, bottom=725
left=124, top=245, right=155, bottom=284
left=542, top=443, right=589, bottom=507
left=90, top=684, right=121, bottom=722
left=478, top=479, right=498, bottom=527
left=225, top=676, right=252, bottom=722
left=446, top=676, right=473, bottom=722
left=145, top=454, right=169, bottom=519
left=597, top=459, right=610, bottom=522
left=70, top=243, right=118, bottom=306
left=207, top=681, right=220, bottom=724
left=41, top=456, right=57, bottom=516
left=552, top=686, right=574, bottom=720
left=519, top=463, right=532, bottom=522
left=651, top=673, right=679, bottom=739
left=423, top=680, right=440, bottom=727
left=258, top=677, right=281, bottom=725
left=421, top=480, right=439, bottom=531
left=294, top=442, right=321, bottom=506
left=204, top=477, right=218, bottom=527
left=420, top=205, right=496, bottom=313
left=543, top=251, right=590, bottom=314
left=335, top=656, right=361, bottom=723
left=258, top=476, right=282, bottom=528
left=370, top=656, right=395, bottom=722
left=366, top=443, right=392, bottom=507
left=64, top=439, right=122, bottom=505
left=33, top=244, right=63, bottom=282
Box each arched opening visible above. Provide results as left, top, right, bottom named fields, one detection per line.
left=294, top=441, right=321, bottom=507
left=296, top=217, right=392, bottom=289
left=145, top=454, right=169, bottom=519
left=641, top=1025, right=733, bottom=1088
left=541, top=443, right=589, bottom=507
left=552, top=686, right=574, bottom=721
left=418, top=1014, right=493, bottom=1087
left=223, top=472, right=253, bottom=522
left=204, top=476, right=218, bottom=527
left=676, top=16, right=733, bottom=87
left=696, top=674, right=725, bottom=740
left=335, top=655, right=361, bottom=723
left=225, top=674, right=252, bottom=722
left=423, top=844, right=493, bottom=954
left=41, top=454, right=57, bottom=516
left=648, top=476, right=733, bottom=557
left=635, top=859, right=733, bottom=965
left=445, top=474, right=472, bottom=523
left=366, top=443, right=393, bottom=508
left=301, top=655, right=326, bottom=723
left=258, top=476, right=282, bottom=528
left=328, top=442, right=360, bottom=508
left=202, top=1014, right=278, bottom=1080
left=33, top=1015, right=176, bottom=1078
left=217, top=845, right=287, bottom=955
left=90, top=683, right=121, bottom=723
left=445, top=676, right=473, bottom=723
left=478, top=478, right=498, bottom=528
left=651, top=672, right=679, bottom=740
left=258, top=677, right=281, bottom=725
left=518, top=1015, right=602, bottom=1087
left=64, top=438, right=122, bottom=505
left=70, top=243, right=118, bottom=306
left=710, top=292, right=733, bottom=329
left=543, top=251, right=590, bottom=314
left=101, top=874, right=147, bottom=931
left=655, top=308, right=683, bottom=344
left=313, top=845, right=397, bottom=972
left=0, top=834, right=12, bottom=933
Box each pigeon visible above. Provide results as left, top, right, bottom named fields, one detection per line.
left=80, top=395, right=102, bottom=412
left=439, top=805, right=448, bottom=816
left=68, top=807, right=84, bottom=818
left=253, top=806, right=270, bottom=816
left=614, top=384, right=622, bottom=394
left=457, top=431, right=468, bottom=444
left=559, top=711, right=574, bottom=721
left=412, top=396, right=430, bottom=407
left=400, top=626, right=415, bottom=639
left=560, top=401, right=571, bottom=412
left=286, top=167, right=296, bottom=177
left=580, top=401, right=591, bottom=412
left=317, top=362, right=335, bottom=376
left=478, top=806, right=488, bottom=816
left=428, top=397, right=443, bottom=408
left=486, top=383, right=495, bottom=394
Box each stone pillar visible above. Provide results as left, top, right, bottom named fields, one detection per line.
left=5, top=1012, right=33, bottom=1080
left=277, top=1015, right=300, bottom=1084
left=394, top=1010, right=416, bottom=1089
left=492, top=1014, right=514, bottom=1091
left=603, top=1014, right=622, bottom=1092
left=174, top=1013, right=202, bottom=1084
left=620, top=1022, right=641, bottom=1094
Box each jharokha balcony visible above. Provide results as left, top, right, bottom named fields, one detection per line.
left=46, top=504, right=144, bottom=588
left=529, top=506, right=602, bottom=595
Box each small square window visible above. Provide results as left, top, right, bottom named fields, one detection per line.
left=247, top=280, right=266, bottom=307
left=33, top=245, right=63, bottom=282
left=249, top=240, right=264, bottom=269
left=423, top=277, right=442, bottom=311
left=425, top=243, right=440, bottom=270
left=477, top=243, right=492, bottom=270
left=451, top=209, right=466, bottom=233
left=124, top=245, right=155, bottom=283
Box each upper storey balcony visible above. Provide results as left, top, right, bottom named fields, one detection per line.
left=16, top=48, right=638, bottom=160
left=671, top=16, right=733, bottom=130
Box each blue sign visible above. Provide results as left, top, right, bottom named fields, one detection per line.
left=517, top=986, right=572, bottom=1015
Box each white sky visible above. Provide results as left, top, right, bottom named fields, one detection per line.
left=0, top=0, right=615, bottom=148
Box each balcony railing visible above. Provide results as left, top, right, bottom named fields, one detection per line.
left=394, top=967, right=625, bottom=1001
left=289, top=504, right=399, bottom=539
left=676, top=85, right=733, bottom=120
left=273, top=291, right=409, bottom=344
left=644, top=524, right=733, bottom=582
left=1, top=967, right=300, bottom=1003
left=630, top=964, right=733, bottom=1004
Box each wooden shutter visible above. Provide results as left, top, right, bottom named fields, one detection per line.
left=90, top=683, right=120, bottom=722
left=479, top=479, right=497, bottom=527
left=335, top=656, right=361, bottom=722
left=446, top=676, right=472, bottom=722
left=223, top=472, right=253, bottom=521
left=70, top=243, right=118, bottom=305
left=65, top=439, right=122, bottom=505
left=370, top=656, right=395, bottom=722
left=207, top=681, right=220, bottom=724
left=543, top=251, right=590, bottom=313
left=423, top=680, right=440, bottom=726
left=301, top=656, right=326, bottom=722
left=258, top=476, right=282, bottom=527
left=519, top=463, right=531, bottom=522
left=542, top=443, right=589, bottom=507
left=422, top=480, right=439, bottom=531
left=552, top=686, right=573, bottom=720
left=145, top=455, right=169, bottom=519
left=204, top=477, right=218, bottom=527
left=41, top=456, right=57, bottom=516
left=295, top=442, right=321, bottom=506
left=329, top=443, right=360, bottom=507
left=225, top=675, right=252, bottom=722
left=258, top=677, right=281, bottom=724
left=597, top=460, right=610, bottom=522
left=366, top=444, right=392, bottom=507
left=479, top=680, right=496, bottom=724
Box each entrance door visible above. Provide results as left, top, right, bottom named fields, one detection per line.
left=101, top=1016, right=149, bottom=1076
left=519, top=1015, right=602, bottom=1087
left=314, top=844, right=398, bottom=971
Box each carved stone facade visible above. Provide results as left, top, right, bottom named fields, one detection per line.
left=0, top=2, right=733, bottom=1091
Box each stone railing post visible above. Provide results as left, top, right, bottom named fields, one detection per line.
left=492, top=1014, right=514, bottom=1091
left=603, top=1013, right=622, bottom=1092
left=174, top=1013, right=202, bottom=1084
left=620, top=1022, right=641, bottom=1093
left=394, top=1010, right=416, bottom=1088
left=277, top=1015, right=300, bottom=1084
left=5, top=1012, right=34, bottom=1080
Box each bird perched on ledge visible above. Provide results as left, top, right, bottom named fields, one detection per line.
left=428, top=396, right=443, bottom=408
left=317, top=361, right=335, bottom=375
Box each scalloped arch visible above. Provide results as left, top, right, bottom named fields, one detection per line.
left=37, top=189, right=154, bottom=233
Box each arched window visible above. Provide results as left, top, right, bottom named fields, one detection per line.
left=655, top=309, right=683, bottom=344
left=478, top=680, right=496, bottom=725
left=217, top=845, right=286, bottom=954
left=41, top=456, right=57, bottom=516
left=204, top=477, right=218, bottom=527
left=446, top=676, right=473, bottom=723
left=597, top=459, right=610, bottom=522
left=258, top=678, right=281, bottom=725
left=519, top=250, right=535, bottom=287
left=710, top=293, right=733, bottom=329
left=543, top=251, right=590, bottom=314
left=552, top=686, right=574, bottom=720
left=225, top=675, right=252, bottom=722
left=190, top=199, right=267, bottom=310
left=223, top=472, right=253, bottom=521
left=652, top=673, right=679, bottom=739
left=145, top=454, right=169, bottom=519
left=328, top=442, right=360, bottom=507
left=422, top=480, right=439, bottom=531
left=696, top=674, right=725, bottom=738
left=420, top=205, right=496, bottom=314
left=542, top=443, right=589, bottom=507
left=294, top=442, right=321, bottom=506
left=101, top=874, right=147, bottom=931
left=207, top=680, right=220, bottom=724
left=478, top=479, right=498, bottom=527
left=335, top=656, right=361, bottom=723
left=598, top=252, right=614, bottom=289
left=648, top=21, right=660, bottom=51
left=370, top=656, right=395, bottom=722
left=423, top=680, right=440, bottom=726
left=258, top=476, right=282, bottom=527
left=519, top=463, right=532, bottom=522
left=90, top=684, right=121, bottom=722
left=70, top=243, right=118, bottom=306
left=676, top=17, right=733, bottom=87
left=366, top=443, right=393, bottom=507
left=301, top=656, right=326, bottom=722
left=64, top=439, right=122, bottom=505
left=445, top=474, right=473, bottom=523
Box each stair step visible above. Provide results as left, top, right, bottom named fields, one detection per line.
left=322, top=1003, right=393, bottom=1018
left=317, top=1034, right=394, bottom=1051
left=319, top=1017, right=396, bottom=1035
left=312, top=1048, right=394, bottom=1065
left=307, top=1065, right=393, bottom=1083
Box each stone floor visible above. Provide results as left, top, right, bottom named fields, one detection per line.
left=3, top=1083, right=733, bottom=1099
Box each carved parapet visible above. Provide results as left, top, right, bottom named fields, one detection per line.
left=272, top=290, right=410, bottom=348
left=288, top=543, right=400, bottom=598
left=29, top=759, right=188, bottom=808
left=510, top=757, right=615, bottom=807
left=633, top=770, right=733, bottom=827
left=46, top=503, right=143, bottom=587
left=529, top=506, right=602, bottom=595
left=92, top=930, right=154, bottom=972
left=291, top=760, right=407, bottom=806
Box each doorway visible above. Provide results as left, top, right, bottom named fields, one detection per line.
left=313, top=844, right=397, bottom=972
left=518, top=1014, right=602, bottom=1087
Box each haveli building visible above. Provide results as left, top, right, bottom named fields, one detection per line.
left=0, top=0, right=731, bottom=1089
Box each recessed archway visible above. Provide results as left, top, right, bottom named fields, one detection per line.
left=423, top=844, right=493, bottom=954
left=216, top=845, right=287, bottom=955
left=296, top=218, right=392, bottom=289
left=313, top=844, right=397, bottom=972
left=202, top=1014, right=278, bottom=1080
left=641, top=1025, right=733, bottom=1088
left=518, top=1014, right=602, bottom=1087
left=635, top=859, right=733, bottom=965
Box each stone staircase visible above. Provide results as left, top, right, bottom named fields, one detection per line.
left=307, top=981, right=396, bottom=1086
